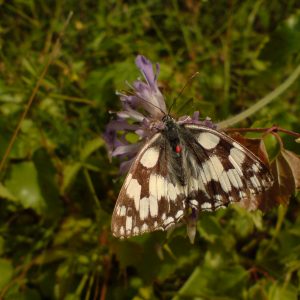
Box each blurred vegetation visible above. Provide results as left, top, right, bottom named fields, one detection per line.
left=0, top=1, right=300, bottom=299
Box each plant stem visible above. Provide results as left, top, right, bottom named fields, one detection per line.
left=217, top=62, right=300, bottom=129
left=0, top=12, right=73, bottom=175
left=223, top=126, right=300, bottom=138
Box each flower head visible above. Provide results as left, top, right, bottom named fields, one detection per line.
left=104, top=55, right=213, bottom=172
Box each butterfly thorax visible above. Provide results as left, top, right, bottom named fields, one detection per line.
left=163, top=116, right=180, bottom=147
left=162, top=115, right=186, bottom=185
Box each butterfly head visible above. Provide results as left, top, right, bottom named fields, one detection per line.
left=162, top=114, right=173, bottom=123
left=162, top=114, right=177, bottom=131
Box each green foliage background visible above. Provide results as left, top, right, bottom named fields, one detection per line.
left=1, top=1, right=300, bottom=299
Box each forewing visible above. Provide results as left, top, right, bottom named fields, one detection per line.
left=111, top=133, right=186, bottom=238
left=181, top=124, right=273, bottom=212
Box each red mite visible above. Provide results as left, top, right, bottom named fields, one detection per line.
left=175, top=145, right=182, bottom=154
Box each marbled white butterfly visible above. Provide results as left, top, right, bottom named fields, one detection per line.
left=111, top=114, right=273, bottom=238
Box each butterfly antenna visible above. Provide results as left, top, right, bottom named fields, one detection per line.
left=168, top=71, right=199, bottom=115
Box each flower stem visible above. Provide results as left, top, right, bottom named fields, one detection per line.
left=223, top=126, right=300, bottom=138
left=0, top=12, right=73, bottom=175
left=217, top=62, right=300, bottom=129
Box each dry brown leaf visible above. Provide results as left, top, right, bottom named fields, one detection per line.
left=280, top=149, right=300, bottom=189
left=259, top=148, right=300, bottom=211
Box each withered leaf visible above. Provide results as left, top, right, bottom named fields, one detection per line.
left=260, top=148, right=300, bottom=211
left=278, top=149, right=300, bottom=190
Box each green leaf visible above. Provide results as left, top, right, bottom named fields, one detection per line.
left=64, top=294, right=80, bottom=300
left=174, top=265, right=248, bottom=300
left=61, top=138, right=104, bottom=193
left=0, top=258, right=13, bottom=291
left=260, top=11, right=300, bottom=67
left=33, top=148, right=63, bottom=217
left=0, top=183, right=17, bottom=201
left=267, top=283, right=298, bottom=300
left=80, top=137, right=104, bottom=161
left=61, top=162, right=82, bottom=193
left=4, top=162, right=46, bottom=213
left=113, top=240, right=144, bottom=269
left=197, top=214, right=223, bottom=243
left=23, top=289, right=41, bottom=300
left=0, top=236, right=4, bottom=255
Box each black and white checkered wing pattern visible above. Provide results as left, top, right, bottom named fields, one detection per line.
left=111, top=120, right=273, bottom=239
left=181, top=124, right=273, bottom=212
left=111, top=133, right=186, bottom=238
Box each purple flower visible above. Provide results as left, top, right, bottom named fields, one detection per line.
left=104, top=55, right=210, bottom=173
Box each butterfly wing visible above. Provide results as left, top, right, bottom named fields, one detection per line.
left=111, top=132, right=187, bottom=238
left=180, top=124, right=273, bottom=212
left=112, top=122, right=273, bottom=239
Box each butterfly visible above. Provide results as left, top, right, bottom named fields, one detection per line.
left=111, top=114, right=273, bottom=239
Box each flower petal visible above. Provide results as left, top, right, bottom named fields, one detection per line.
left=103, top=119, right=140, bottom=155
left=120, top=158, right=135, bottom=174
left=134, top=55, right=167, bottom=117
left=112, top=142, right=141, bottom=157
left=135, top=55, right=157, bottom=88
